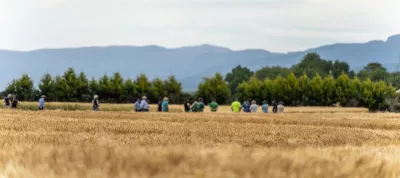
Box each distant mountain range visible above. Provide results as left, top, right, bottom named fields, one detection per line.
left=1, top=34, right=400, bottom=90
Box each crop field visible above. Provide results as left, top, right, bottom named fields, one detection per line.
left=1, top=105, right=400, bottom=178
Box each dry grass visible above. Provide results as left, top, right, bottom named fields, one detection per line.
left=14, top=101, right=368, bottom=113
left=0, top=106, right=399, bottom=178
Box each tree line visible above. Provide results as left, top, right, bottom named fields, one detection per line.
left=1, top=68, right=186, bottom=104
left=2, top=53, right=398, bottom=111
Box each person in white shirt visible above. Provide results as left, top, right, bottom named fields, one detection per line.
left=250, top=100, right=259, bottom=113
left=140, top=96, right=149, bottom=112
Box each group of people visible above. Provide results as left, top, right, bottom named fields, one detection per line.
left=231, top=99, right=284, bottom=113
left=4, top=93, right=285, bottom=113
left=3, top=94, right=19, bottom=109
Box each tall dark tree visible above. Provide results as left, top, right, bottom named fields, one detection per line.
left=4, top=74, right=34, bottom=101
left=358, top=62, right=390, bottom=81
left=198, top=73, right=231, bottom=104
left=225, top=65, right=253, bottom=94
left=164, top=76, right=182, bottom=103
left=39, top=73, right=55, bottom=100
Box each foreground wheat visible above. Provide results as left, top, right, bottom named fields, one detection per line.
left=0, top=108, right=399, bottom=178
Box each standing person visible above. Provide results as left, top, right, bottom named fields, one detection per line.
left=231, top=99, right=241, bottom=113
left=250, top=100, right=258, bottom=113
left=92, top=95, right=100, bottom=111
left=11, top=96, right=18, bottom=109
left=278, top=101, right=285, bottom=113
left=38, top=95, right=46, bottom=111
left=272, top=101, right=278, bottom=113
left=184, top=99, right=191, bottom=112
left=134, top=98, right=141, bottom=112
left=4, top=94, right=11, bottom=108
left=157, top=98, right=163, bottom=112
left=162, top=97, right=169, bottom=112
left=209, top=99, right=219, bottom=112
left=242, top=101, right=251, bottom=113
left=140, top=96, right=149, bottom=112
left=197, top=98, right=205, bottom=112
left=261, top=100, right=269, bottom=113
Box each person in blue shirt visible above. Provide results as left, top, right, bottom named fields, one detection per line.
left=38, top=95, right=46, bottom=110
left=242, top=101, right=251, bottom=113
left=140, top=96, right=149, bottom=112
left=262, top=100, right=269, bottom=113
left=162, top=97, right=169, bottom=112
left=134, top=98, right=141, bottom=112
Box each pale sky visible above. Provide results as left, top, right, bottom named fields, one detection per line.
left=1, top=0, right=399, bottom=52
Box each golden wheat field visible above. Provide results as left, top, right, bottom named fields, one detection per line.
left=1, top=105, right=400, bottom=178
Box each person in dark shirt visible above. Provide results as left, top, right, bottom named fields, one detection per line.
left=11, top=97, right=18, bottom=109
left=157, top=99, right=162, bottom=112
left=272, top=101, right=278, bottom=113
left=4, top=94, right=11, bottom=108
left=242, top=101, right=251, bottom=113
left=184, top=99, right=191, bottom=112
left=92, top=95, right=100, bottom=111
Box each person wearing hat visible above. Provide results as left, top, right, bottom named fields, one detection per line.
left=250, top=100, right=258, bottom=113
left=162, top=97, right=169, bottom=112
left=261, top=100, right=269, bottom=113
left=278, top=101, right=284, bottom=113
left=196, top=98, right=205, bottom=112
left=4, top=94, right=11, bottom=108
left=38, top=95, right=46, bottom=110
left=140, top=96, right=149, bottom=112
left=92, top=95, right=100, bottom=111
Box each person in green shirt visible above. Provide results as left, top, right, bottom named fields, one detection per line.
left=209, top=99, right=219, bottom=112
left=231, top=99, right=241, bottom=113
left=197, top=98, right=205, bottom=112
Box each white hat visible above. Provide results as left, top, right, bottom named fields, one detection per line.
left=142, top=96, right=147, bottom=99
left=7, top=94, right=12, bottom=98
left=41, top=95, right=46, bottom=98
left=94, top=95, right=99, bottom=99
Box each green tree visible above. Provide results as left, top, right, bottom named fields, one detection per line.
left=331, top=60, right=350, bottom=78
left=255, top=66, right=291, bottom=80
left=286, top=73, right=299, bottom=105
left=272, top=76, right=289, bottom=104
left=4, top=74, right=34, bottom=101
left=297, top=74, right=310, bottom=105
left=89, top=78, right=100, bottom=96
left=292, top=53, right=331, bottom=78
left=77, top=72, right=90, bottom=101
left=135, top=74, right=151, bottom=101
left=164, top=76, right=182, bottom=103
left=38, top=73, right=55, bottom=101
left=120, top=78, right=137, bottom=102
left=197, top=73, right=231, bottom=104
left=54, top=68, right=79, bottom=101
left=151, top=78, right=166, bottom=101
left=335, top=73, right=353, bottom=106
left=237, top=76, right=263, bottom=103
left=98, top=74, right=112, bottom=101
left=357, top=62, right=390, bottom=81
left=309, top=74, right=324, bottom=105
left=322, top=75, right=336, bottom=105
left=225, top=65, right=253, bottom=94
left=109, top=72, right=124, bottom=102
